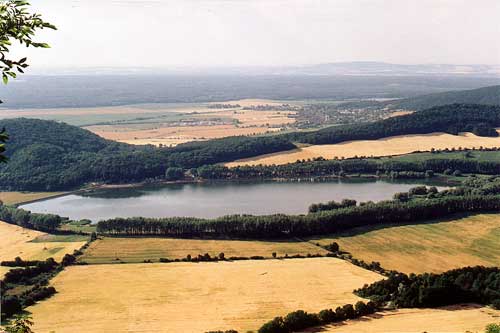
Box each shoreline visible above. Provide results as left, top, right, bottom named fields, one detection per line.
left=13, top=174, right=456, bottom=209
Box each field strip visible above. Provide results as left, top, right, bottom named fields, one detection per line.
left=80, top=237, right=330, bottom=264
left=226, top=130, right=500, bottom=166
left=0, top=191, right=66, bottom=206
left=309, top=304, right=500, bottom=333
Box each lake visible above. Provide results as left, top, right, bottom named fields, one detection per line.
left=20, top=179, right=447, bottom=222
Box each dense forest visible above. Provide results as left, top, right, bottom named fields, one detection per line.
left=1, top=104, right=500, bottom=190
left=356, top=266, right=500, bottom=309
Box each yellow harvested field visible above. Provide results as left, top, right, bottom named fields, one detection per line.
left=311, top=214, right=500, bottom=274
left=0, top=266, right=11, bottom=280
left=29, top=258, right=382, bottom=333
left=226, top=130, right=500, bottom=166
left=81, top=237, right=329, bottom=264
left=385, top=110, right=414, bottom=118
left=90, top=123, right=285, bottom=147
left=310, top=304, right=500, bottom=333
left=0, top=221, right=86, bottom=262
left=80, top=99, right=296, bottom=146
left=0, top=191, right=65, bottom=205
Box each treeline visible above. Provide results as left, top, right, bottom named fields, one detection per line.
left=0, top=204, right=63, bottom=232
left=97, top=194, right=500, bottom=238
left=355, top=266, right=500, bottom=309
left=198, top=154, right=500, bottom=181
left=309, top=199, right=357, bottom=213
left=258, top=301, right=378, bottom=333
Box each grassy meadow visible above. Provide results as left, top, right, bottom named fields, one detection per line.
left=27, top=258, right=381, bottom=333
left=80, top=237, right=329, bottom=264
left=310, top=214, right=500, bottom=274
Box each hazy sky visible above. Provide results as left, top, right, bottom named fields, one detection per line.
left=11, top=0, right=500, bottom=71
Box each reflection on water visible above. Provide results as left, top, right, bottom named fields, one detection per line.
left=21, top=179, right=447, bottom=222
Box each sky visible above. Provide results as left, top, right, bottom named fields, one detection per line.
left=10, top=0, right=500, bottom=71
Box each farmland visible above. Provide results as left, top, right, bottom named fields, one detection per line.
left=311, top=304, right=500, bottom=333
left=87, top=101, right=295, bottom=146
left=226, top=130, right=500, bottom=167
left=0, top=266, right=11, bottom=280
left=81, top=237, right=329, bottom=264
left=311, top=214, right=500, bottom=274
left=27, top=258, right=382, bottom=333
left=0, top=221, right=87, bottom=262
left=0, top=191, right=66, bottom=205
left=0, top=99, right=297, bottom=147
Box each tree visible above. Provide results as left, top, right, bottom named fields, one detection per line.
left=165, top=167, right=184, bottom=181
left=1, top=1, right=56, bottom=86
left=0, top=0, right=56, bottom=161
left=0, top=128, right=7, bottom=162
left=393, top=192, right=409, bottom=202
left=2, top=314, right=34, bottom=333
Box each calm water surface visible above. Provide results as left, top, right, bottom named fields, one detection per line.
left=21, top=180, right=447, bottom=222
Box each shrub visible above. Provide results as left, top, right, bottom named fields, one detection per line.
left=486, top=323, right=500, bottom=333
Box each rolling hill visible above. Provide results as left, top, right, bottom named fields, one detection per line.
left=386, top=85, right=500, bottom=110
left=2, top=104, right=500, bottom=190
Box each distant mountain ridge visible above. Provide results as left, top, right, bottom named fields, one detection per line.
left=274, top=62, right=500, bottom=77
left=28, top=62, right=500, bottom=77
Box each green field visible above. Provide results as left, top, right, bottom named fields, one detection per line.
left=59, top=223, right=97, bottom=234
left=385, top=150, right=500, bottom=163
left=310, top=213, right=500, bottom=274
left=30, top=234, right=90, bottom=243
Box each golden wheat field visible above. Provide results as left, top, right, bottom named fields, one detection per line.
left=0, top=266, right=11, bottom=280
left=226, top=130, right=500, bottom=167
left=89, top=123, right=285, bottom=147
left=0, top=221, right=86, bottom=262
left=305, top=304, right=500, bottom=333
left=80, top=237, right=329, bottom=264
left=311, top=214, right=500, bottom=274
left=28, top=258, right=382, bottom=333
left=0, top=191, right=65, bottom=205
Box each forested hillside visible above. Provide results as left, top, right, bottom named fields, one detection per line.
left=386, top=85, right=500, bottom=111
left=0, top=118, right=293, bottom=190
left=1, top=104, right=500, bottom=190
